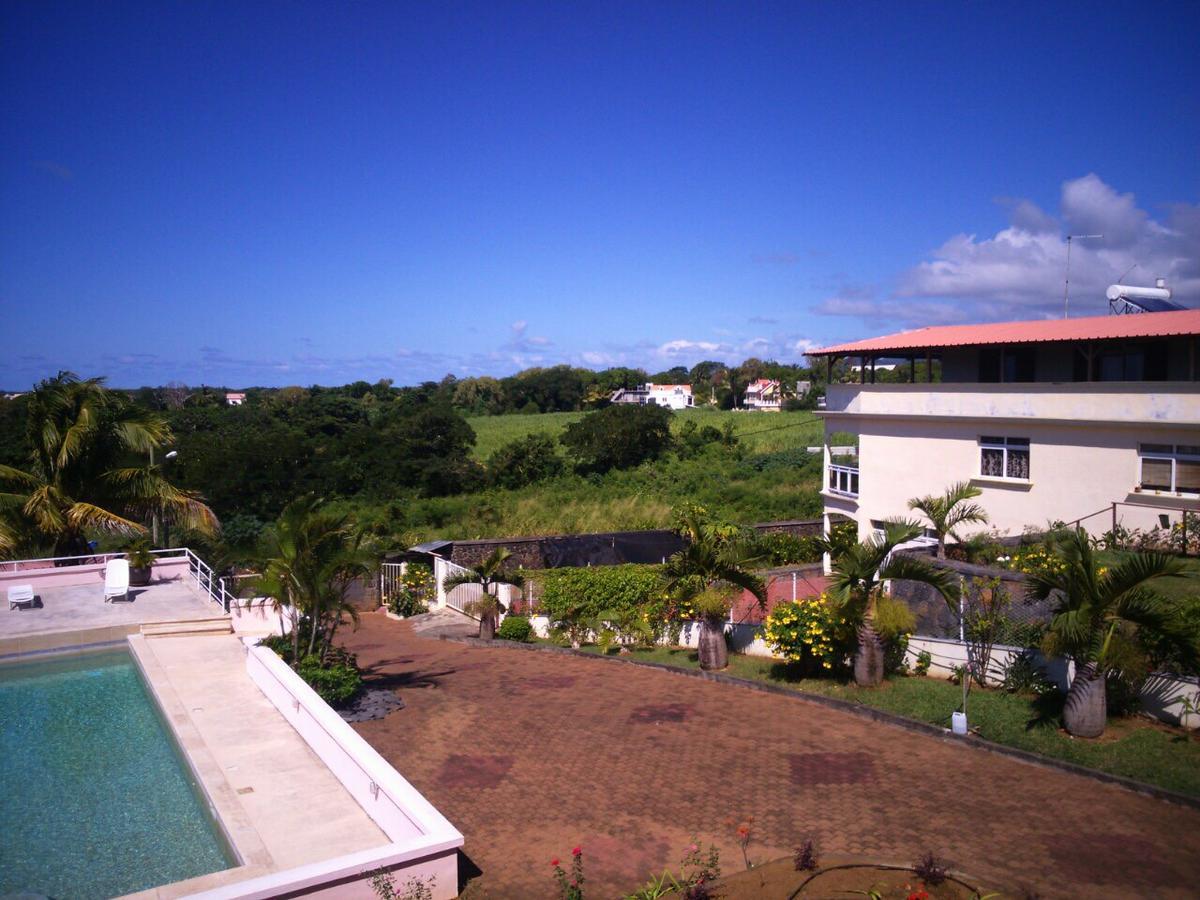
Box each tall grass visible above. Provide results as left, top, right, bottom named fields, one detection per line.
left=350, top=444, right=825, bottom=542
left=466, top=408, right=830, bottom=460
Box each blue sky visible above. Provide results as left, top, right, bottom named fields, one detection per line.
left=3, top=1, right=1198, bottom=388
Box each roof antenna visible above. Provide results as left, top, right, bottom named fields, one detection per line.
left=1063, top=234, right=1103, bottom=318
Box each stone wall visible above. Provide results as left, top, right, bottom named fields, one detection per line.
left=449, top=537, right=546, bottom=570
left=889, top=552, right=1056, bottom=640
left=752, top=518, right=823, bottom=538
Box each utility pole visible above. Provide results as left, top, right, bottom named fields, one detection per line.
left=1063, top=234, right=1103, bottom=318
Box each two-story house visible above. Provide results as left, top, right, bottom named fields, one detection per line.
left=808, top=309, right=1200, bottom=545
left=610, top=383, right=695, bottom=410
left=743, top=378, right=782, bottom=411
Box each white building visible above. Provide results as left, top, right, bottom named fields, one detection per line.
left=610, top=383, right=694, bottom=410
left=743, top=378, right=782, bottom=410
left=225, top=391, right=246, bottom=406
left=809, top=309, right=1200, bottom=544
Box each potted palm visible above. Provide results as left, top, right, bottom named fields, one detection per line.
left=664, top=509, right=766, bottom=671
left=445, top=548, right=525, bottom=640
left=125, top=538, right=156, bottom=586
left=1028, top=528, right=1196, bottom=738
left=820, top=520, right=960, bottom=687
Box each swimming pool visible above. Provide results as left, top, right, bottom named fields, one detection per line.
left=0, top=648, right=235, bottom=898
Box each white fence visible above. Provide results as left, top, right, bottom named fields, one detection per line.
left=429, top=557, right=515, bottom=620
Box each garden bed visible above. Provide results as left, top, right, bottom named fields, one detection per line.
left=706, top=855, right=997, bottom=899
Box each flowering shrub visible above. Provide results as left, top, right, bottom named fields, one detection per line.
left=761, top=594, right=850, bottom=672
left=551, top=845, right=585, bottom=900
left=386, top=563, right=434, bottom=617
left=995, top=545, right=1067, bottom=579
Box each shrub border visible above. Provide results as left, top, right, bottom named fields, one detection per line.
left=439, top=633, right=1200, bottom=812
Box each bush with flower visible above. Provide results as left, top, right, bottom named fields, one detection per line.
left=995, top=545, right=1067, bottom=579
left=761, top=594, right=853, bottom=673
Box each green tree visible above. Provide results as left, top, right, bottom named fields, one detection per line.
left=664, top=508, right=766, bottom=670
left=1029, top=529, right=1197, bottom=737
left=487, top=434, right=565, bottom=488
left=560, top=403, right=674, bottom=473
left=443, top=547, right=526, bottom=640
left=256, top=497, right=374, bottom=665
left=907, top=481, right=989, bottom=559
left=0, top=372, right=217, bottom=558
left=821, top=520, right=959, bottom=687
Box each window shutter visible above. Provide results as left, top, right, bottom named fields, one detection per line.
left=1140, top=458, right=1173, bottom=491
left=1176, top=459, right=1200, bottom=493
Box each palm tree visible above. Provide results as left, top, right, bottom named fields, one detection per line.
left=821, top=520, right=960, bottom=687
left=444, top=547, right=525, bottom=640
left=0, top=372, right=217, bottom=558
left=664, top=509, right=766, bottom=670
left=1028, top=528, right=1196, bottom=738
left=256, top=497, right=374, bottom=664
left=907, top=482, right=989, bottom=559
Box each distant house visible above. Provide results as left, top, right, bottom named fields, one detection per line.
left=225, top=392, right=246, bottom=406
left=743, top=378, right=782, bottom=411
left=610, top=383, right=694, bottom=410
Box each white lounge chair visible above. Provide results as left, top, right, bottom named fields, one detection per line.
left=8, top=584, right=36, bottom=610
left=104, top=559, right=130, bottom=602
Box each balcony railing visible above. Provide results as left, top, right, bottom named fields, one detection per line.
left=828, top=463, right=859, bottom=498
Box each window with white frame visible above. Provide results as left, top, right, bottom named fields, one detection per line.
left=980, top=436, right=1030, bottom=480
left=1139, top=444, right=1200, bottom=495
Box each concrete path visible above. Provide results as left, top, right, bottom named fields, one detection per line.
left=133, top=634, right=387, bottom=884
left=342, top=612, right=1200, bottom=899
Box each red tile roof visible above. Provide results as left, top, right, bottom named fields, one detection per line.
left=809, top=309, right=1200, bottom=356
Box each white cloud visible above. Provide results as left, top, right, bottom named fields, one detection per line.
left=814, top=175, right=1198, bottom=327
left=657, top=339, right=722, bottom=356
left=893, top=174, right=1199, bottom=320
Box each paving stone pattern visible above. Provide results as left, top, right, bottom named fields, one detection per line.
left=342, top=613, right=1200, bottom=899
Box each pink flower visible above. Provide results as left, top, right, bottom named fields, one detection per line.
left=550, top=858, right=559, bottom=867
left=572, top=845, right=582, bottom=857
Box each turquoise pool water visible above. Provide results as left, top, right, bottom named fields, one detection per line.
left=0, top=648, right=235, bottom=898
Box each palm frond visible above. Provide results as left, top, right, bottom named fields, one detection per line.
left=0, top=464, right=40, bottom=488
left=65, top=502, right=145, bottom=536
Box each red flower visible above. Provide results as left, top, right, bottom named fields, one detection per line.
left=550, top=858, right=559, bottom=867
left=572, top=845, right=582, bottom=857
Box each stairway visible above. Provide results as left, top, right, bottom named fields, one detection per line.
left=140, top=616, right=234, bottom=637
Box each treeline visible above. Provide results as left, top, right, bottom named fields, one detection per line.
left=124, top=357, right=828, bottom=417
left=144, top=390, right=744, bottom=545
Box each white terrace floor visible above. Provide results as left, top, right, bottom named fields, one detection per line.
left=1, top=578, right=220, bottom=655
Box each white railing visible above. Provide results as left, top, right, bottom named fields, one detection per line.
left=435, top=557, right=483, bottom=618
left=828, top=463, right=859, bottom=497
left=0, top=546, right=241, bottom=613
left=380, top=562, right=407, bottom=609
left=0, top=546, right=188, bottom=572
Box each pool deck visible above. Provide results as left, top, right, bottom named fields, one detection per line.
left=0, top=577, right=223, bottom=656
left=124, top=633, right=389, bottom=898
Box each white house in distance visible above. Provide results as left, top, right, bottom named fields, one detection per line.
left=225, top=391, right=246, bottom=406
left=743, top=378, right=782, bottom=410
left=610, top=383, right=694, bottom=410
left=808, top=308, right=1200, bottom=545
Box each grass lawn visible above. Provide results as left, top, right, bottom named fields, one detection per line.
left=573, top=644, right=1200, bottom=797
left=465, top=408, right=837, bottom=461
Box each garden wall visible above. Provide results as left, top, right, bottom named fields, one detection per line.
left=889, top=552, right=1055, bottom=640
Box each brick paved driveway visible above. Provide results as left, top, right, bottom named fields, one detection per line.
left=343, top=613, right=1200, bottom=899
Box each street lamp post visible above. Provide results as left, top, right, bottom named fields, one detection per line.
left=150, top=449, right=178, bottom=546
